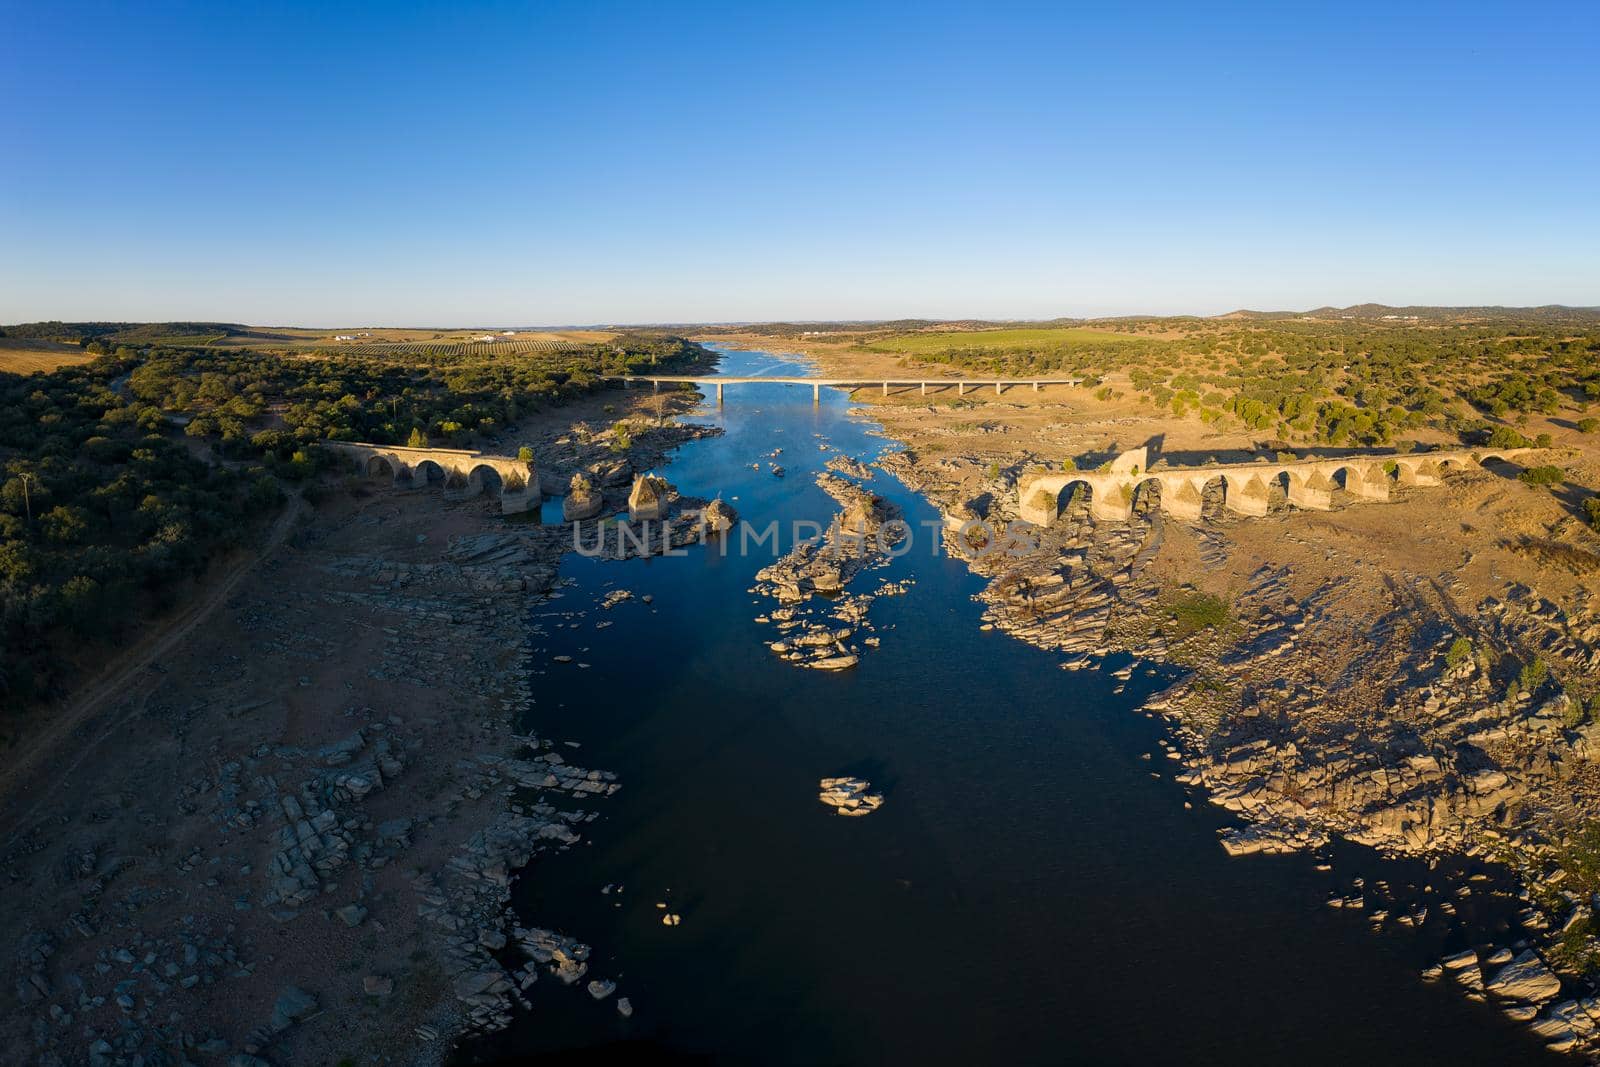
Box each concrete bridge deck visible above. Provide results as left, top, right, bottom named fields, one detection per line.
left=611, top=375, right=1084, bottom=402
left=322, top=441, right=540, bottom=514
left=1015, top=445, right=1538, bottom=525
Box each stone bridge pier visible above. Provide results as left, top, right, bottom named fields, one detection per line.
left=1015, top=447, right=1530, bottom=528
left=321, top=441, right=540, bottom=514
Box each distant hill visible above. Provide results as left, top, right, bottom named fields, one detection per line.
left=1223, top=304, right=1600, bottom=325
left=0, top=321, right=254, bottom=345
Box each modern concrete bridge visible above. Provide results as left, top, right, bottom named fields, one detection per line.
left=1015, top=446, right=1537, bottom=525
left=612, top=375, right=1084, bottom=403
left=322, top=441, right=540, bottom=513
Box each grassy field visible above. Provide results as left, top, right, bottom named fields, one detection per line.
left=0, top=337, right=96, bottom=373
left=867, top=327, right=1152, bottom=353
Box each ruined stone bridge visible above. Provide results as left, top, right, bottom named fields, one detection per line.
left=612, top=375, right=1084, bottom=404
left=322, top=441, right=540, bottom=514
left=1016, top=446, right=1537, bottom=525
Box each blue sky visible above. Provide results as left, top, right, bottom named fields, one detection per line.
left=2, top=1, right=1596, bottom=325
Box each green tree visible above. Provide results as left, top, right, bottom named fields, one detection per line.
left=41, top=505, right=88, bottom=543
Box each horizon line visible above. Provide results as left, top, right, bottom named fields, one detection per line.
left=8, top=301, right=1600, bottom=334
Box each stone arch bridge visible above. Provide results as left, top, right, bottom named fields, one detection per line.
left=1016, top=446, right=1536, bottom=526
left=322, top=441, right=540, bottom=514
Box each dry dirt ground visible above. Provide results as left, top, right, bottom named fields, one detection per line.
left=0, top=386, right=703, bottom=1067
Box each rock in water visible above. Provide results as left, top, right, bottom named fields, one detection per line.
left=587, top=978, right=616, bottom=1000
left=701, top=497, right=738, bottom=535
left=1484, top=950, right=1562, bottom=1004
left=818, top=777, right=885, bottom=816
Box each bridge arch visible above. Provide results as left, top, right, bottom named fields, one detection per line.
left=412, top=459, right=446, bottom=487
left=1023, top=478, right=1093, bottom=525
left=1130, top=476, right=1162, bottom=516
left=467, top=463, right=506, bottom=494
left=364, top=453, right=402, bottom=481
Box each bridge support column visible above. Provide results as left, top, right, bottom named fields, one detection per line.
left=1159, top=491, right=1204, bottom=523
left=1396, top=461, right=1440, bottom=488
left=921, top=382, right=927, bottom=396
left=716, top=382, right=724, bottom=405
left=957, top=383, right=965, bottom=397
left=882, top=382, right=888, bottom=396
left=499, top=485, right=540, bottom=515
left=653, top=380, right=660, bottom=394
left=1223, top=481, right=1270, bottom=517
left=1018, top=489, right=1060, bottom=527
left=1346, top=473, right=1390, bottom=502
left=813, top=383, right=820, bottom=405
left=995, top=382, right=1002, bottom=395
left=1089, top=484, right=1133, bottom=522
left=1033, top=381, right=1040, bottom=392
left=1286, top=479, right=1331, bottom=511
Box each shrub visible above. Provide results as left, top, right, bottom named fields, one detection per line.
left=1587, top=497, right=1600, bottom=533
left=1165, top=590, right=1230, bottom=635
left=1578, top=417, right=1599, bottom=434
left=1519, top=656, right=1549, bottom=694
left=1565, top=699, right=1593, bottom=729
left=1519, top=465, right=1565, bottom=487
left=1486, top=426, right=1533, bottom=449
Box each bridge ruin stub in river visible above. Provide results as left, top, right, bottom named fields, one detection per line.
left=611, top=375, right=1084, bottom=404
left=322, top=441, right=540, bottom=514
left=1015, top=446, right=1537, bottom=525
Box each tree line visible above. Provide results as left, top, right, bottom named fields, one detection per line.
left=0, top=334, right=708, bottom=715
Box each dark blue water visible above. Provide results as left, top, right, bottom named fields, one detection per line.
left=468, top=347, right=1548, bottom=1065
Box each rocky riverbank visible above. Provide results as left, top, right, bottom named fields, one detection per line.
left=753, top=470, right=911, bottom=671
left=0, top=387, right=723, bottom=1067
left=804, top=353, right=1600, bottom=1057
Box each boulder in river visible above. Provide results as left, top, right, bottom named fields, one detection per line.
left=701, top=497, right=737, bottom=536
left=1484, top=950, right=1561, bottom=1005
left=819, top=777, right=884, bottom=815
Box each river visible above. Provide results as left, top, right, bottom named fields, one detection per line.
left=465, top=345, right=1549, bottom=1064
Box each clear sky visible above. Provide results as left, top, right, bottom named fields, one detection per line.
left=2, top=1, right=1597, bottom=325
